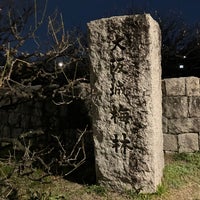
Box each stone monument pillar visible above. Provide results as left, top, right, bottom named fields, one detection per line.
left=87, top=14, right=164, bottom=193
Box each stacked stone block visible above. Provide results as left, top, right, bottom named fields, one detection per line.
left=162, top=76, right=200, bottom=153
left=0, top=96, right=67, bottom=139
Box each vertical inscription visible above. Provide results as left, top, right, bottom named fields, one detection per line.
left=109, top=34, right=133, bottom=158
left=111, top=105, right=132, bottom=124
left=111, top=35, right=126, bottom=51
left=112, top=133, right=133, bottom=157
left=112, top=134, right=120, bottom=153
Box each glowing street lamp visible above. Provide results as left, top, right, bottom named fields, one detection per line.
left=179, top=55, right=186, bottom=69
left=58, top=61, right=64, bottom=68
left=179, top=64, right=184, bottom=69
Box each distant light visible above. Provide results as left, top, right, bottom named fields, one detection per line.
left=183, top=55, right=187, bottom=59
left=58, top=62, right=64, bottom=67
left=179, top=64, right=184, bottom=69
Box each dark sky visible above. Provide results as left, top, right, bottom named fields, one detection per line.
left=47, top=0, right=200, bottom=29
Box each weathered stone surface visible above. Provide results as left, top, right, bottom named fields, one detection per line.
left=0, top=126, right=11, bottom=138
left=186, top=77, right=200, bottom=96
left=163, top=134, right=178, bottom=152
left=10, top=128, right=23, bottom=138
left=165, top=78, right=185, bottom=96
left=32, top=108, right=42, bottom=117
left=162, top=117, right=168, bottom=133
left=30, top=116, right=42, bottom=127
left=0, top=97, right=11, bottom=108
left=162, top=97, right=188, bottom=118
left=162, top=77, right=200, bottom=153
left=8, top=112, right=22, bottom=127
left=0, top=111, right=8, bottom=123
left=161, top=80, right=166, bottom=97
left=178, top=133, right=199, bottom=153
left=188, top=97, right=200, bottom=117
left=20, top=114, right=31, bottom=129
left=88, top=14, right=164, bottom=193
left=74, top=83, right=91, bottom=100
left=168, top=118, right=200, bottom=134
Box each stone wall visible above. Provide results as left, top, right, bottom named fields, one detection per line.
left=0, top=97, right=66, bottom=139
left=0, top=84, right=91, bottom=140
left=162, top=76, right=200, bottom=153
left=0, top=89, right=95, bottom=184
left=2, top=77, right=199, bottom=155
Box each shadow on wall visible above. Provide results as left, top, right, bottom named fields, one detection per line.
left=61, top=99, right=96, bottom=184
left=0, top=97, right=96, bottom=185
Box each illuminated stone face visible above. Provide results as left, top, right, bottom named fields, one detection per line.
left=88, top=14, right=164, bottom=193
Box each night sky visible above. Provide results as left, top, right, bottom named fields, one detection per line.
left=47, top=0, right=200, bottom=29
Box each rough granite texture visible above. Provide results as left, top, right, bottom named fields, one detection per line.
left=162, top=77, right=200, bottom=153
left=88, top=14, right=164, bottom=193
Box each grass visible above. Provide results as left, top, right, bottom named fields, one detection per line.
left=152, top=152, right=200, bottom=200
left=86, top=185, right=107, bottom=196
left=0, top=162, right=14, bottom=177
left=1, top=152, right=200, bottom=199
left=163, top=152, right=200, bottom=188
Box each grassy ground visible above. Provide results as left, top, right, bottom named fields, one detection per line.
left=1, top=152, right=200, bottom=199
